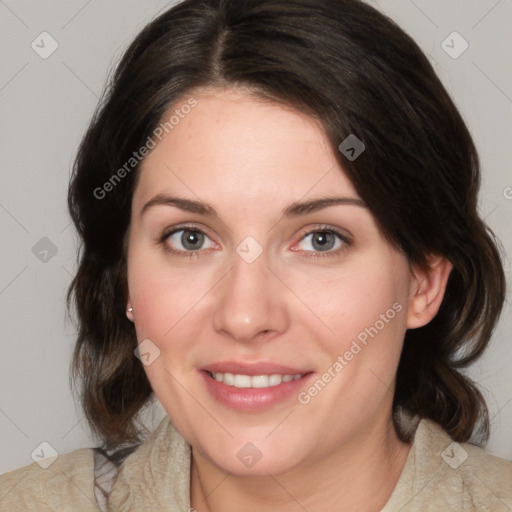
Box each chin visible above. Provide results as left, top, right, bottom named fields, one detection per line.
left=198, top=436, right=307, bottom=476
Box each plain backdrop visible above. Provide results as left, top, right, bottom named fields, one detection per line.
left=1, top=0, right=511, bottom=473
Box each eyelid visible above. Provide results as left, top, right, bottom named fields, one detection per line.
left=159, top=223, right=219, bottom=256
left=158, top=222, right=352, bottom=257
left=160, top=222, right=215, bottom=242
left=293, top=224, right=352, bottom=245
left=289, top=224, right=352, bottom=258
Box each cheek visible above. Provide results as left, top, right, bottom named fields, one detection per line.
left=287, top=253, right=409, bottom=397
left=292, top=264, right=407, bottom=422
left=292, top=259, right=406, bottom=342
left=127, top=249, right=215, bottom=348
left=128, top=269, right=173, bottom=340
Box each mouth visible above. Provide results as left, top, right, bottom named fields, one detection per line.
left=199, top=363, right=315, bottom=411
left=205, top=370, right=309, bottom=388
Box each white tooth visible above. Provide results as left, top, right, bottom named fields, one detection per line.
left=251, top=375, right=270, bottom=388
left=268, top=374, right=283, bottom=386
left=212, top=372, right=304, bottom=388
left=233, top=374, right=252, bottom=388
left=223, top=373, right=234, bottom=386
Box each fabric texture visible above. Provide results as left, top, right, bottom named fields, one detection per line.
left=1, top=414, right=511, bottom=511
left=93, top=450, right=118, bottom=512
left=0, top=448, right=98, bottom=511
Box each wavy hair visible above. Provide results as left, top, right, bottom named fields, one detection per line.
left=67, top=0, right=506, bottom=453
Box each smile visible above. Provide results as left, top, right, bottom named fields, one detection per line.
left=208, top=371, right=305, bottom=388
left=200, top=369, right=314, bottom=411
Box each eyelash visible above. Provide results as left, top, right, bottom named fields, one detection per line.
left=295, top=225, right=352, bottom=259
left=158, top=223, right=352, bottom=260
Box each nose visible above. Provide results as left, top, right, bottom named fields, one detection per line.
left=212, top=249, right=290, bottom=343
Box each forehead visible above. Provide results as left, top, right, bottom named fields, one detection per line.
left=133, top=87, right=359, bottom=208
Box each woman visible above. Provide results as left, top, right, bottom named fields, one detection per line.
left=1, top=0, right=510, bottom=510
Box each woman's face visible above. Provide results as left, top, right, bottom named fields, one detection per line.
left=127, top=86, right=416, bottom=475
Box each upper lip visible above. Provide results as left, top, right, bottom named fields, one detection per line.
left=201, top=361, right=312, bottom=376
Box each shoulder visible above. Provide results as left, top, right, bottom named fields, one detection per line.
left=421, top=419, right=511, bottom=488
left=0, top=447, right=99, bottom=511
left=452, top=433, right=512, bottom=509
left=384, top=417, right=512, bottom=512
left=107, top=415, right=192, bottom=511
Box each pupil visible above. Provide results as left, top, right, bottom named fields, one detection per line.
left=182, top=230, right=204, bottom=250
left=312, top=231, right=334, bottom=251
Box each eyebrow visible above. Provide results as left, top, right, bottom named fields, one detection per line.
left=140, top=194, right=367, bottom=218
left=283, top=196, right=367, bottom=216
left=141, top=195, right=216, bottom=217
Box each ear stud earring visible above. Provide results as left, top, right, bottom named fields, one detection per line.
left=128, top=307, right=133, bottom=313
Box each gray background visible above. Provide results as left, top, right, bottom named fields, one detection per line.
left=1, top=0, right=511, bottom=473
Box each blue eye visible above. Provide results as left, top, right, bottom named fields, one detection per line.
left=159, top=225, right=350, bottom=259
left=299, top=230, right=343, bottom=252
left=293, top=228, right=351, bottom=259
left=164, top=228, right=215, bottom=253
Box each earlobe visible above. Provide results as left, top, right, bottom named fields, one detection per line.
left=126, top=301, right=134, bottom=322
left=406, top=256, right=452, bottom=329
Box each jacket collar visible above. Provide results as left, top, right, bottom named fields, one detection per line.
left=107, top=411, right=448, bottom=511
left=107, top=415, right=191, bottom=511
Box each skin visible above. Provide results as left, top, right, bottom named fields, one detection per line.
left=126, top=86, right=452, bottom=512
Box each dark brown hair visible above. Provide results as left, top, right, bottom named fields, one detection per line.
left=67, top=0, right=505, bottom=453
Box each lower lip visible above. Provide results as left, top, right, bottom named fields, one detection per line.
left=199, top=370, right=315, bottom=412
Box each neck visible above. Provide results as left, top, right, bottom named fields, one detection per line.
left=190, top=414, right=412, bottom=512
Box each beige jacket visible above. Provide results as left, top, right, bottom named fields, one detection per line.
left=1, top=415, right=511, bottom=511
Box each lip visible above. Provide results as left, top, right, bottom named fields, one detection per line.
left=201, top=361, right=311, bottom=376
left=199, top=367, right=315, bottom=412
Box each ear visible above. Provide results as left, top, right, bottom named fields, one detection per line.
left=406, top=255, right=452, bottom=329
left=126, top=298, right=134, bottom=322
